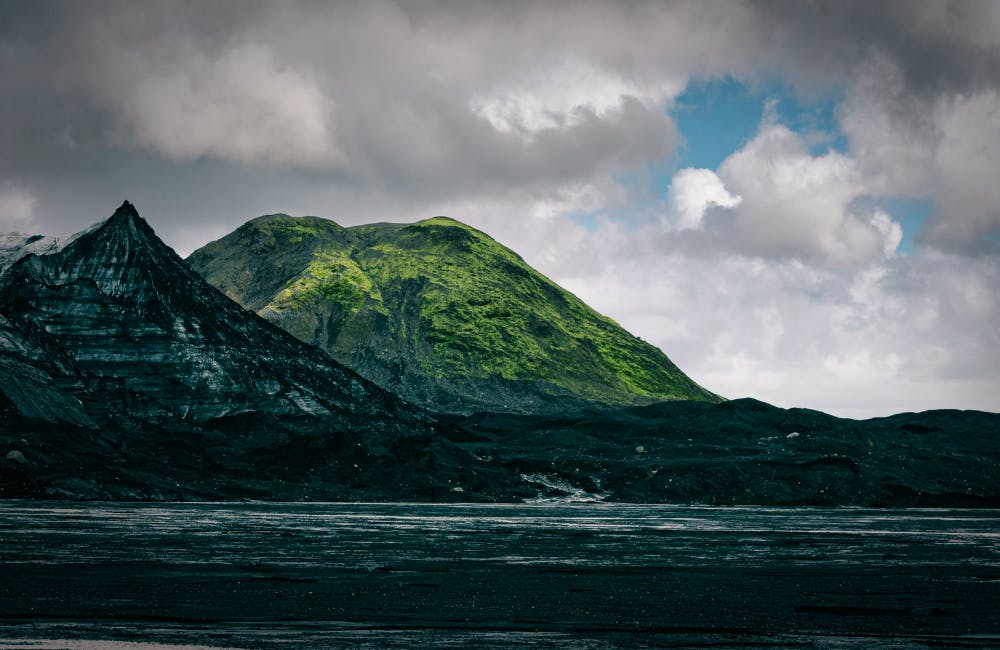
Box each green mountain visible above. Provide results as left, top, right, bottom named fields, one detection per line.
left=187, top=214, right=720, bottom=414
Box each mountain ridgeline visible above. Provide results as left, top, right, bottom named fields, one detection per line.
left=187, top=214, right=719, bottom=414
left=0, top=202, right=491, bottom=500
left=0, top=203, right=413, bottom=423
left=0, top=202, right=997, bottom=506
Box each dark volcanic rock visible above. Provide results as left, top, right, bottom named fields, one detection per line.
left=450, top=399, right=1000, bottom=507
left=0, top=202, right=499, bottom=500
left=0, top=202, right=411, bottom=423
left=0, top=314, right=93, bottom=428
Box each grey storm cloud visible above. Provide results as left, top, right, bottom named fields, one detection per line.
left=0, top=1, right=997, bottom=244
left=0, top=1, right=694, bottom=229
left=1, top=2, right=998, bottom=224
left=743, top=0, right=1000, bottom=95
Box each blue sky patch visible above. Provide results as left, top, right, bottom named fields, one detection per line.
left=671, top=77, right=763, bottom=170
left=596, top=78, right=930, bottom=253
left=878, top=197, right=933, bottom=254
left=672, top=77, right=846, bottom=170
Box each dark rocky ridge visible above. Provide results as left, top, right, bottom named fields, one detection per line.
left=0, top=202, right=413, bottom=423
left=0, top=202, right=997, bottom=506
left=451, top=399, right=1000, bottom=507
left=0, top=202, right=495, bottom=500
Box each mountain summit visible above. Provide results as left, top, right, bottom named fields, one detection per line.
left=188, top=214, right=720, bottom=414
left=0, top=201, right=412, bottom=423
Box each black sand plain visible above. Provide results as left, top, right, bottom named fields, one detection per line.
left=1, top=502, right=998, bottom=649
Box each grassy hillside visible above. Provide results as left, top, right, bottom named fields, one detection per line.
left=188, top=214, right=720, bottom=414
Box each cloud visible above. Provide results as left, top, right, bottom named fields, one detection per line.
left=553, top=234, right=999, bottom=418
left=839, top=61, right=1000, bottom=255
left=737, top=0, right=1000, bottom=97
left=666, top=118, right=901, bottom=265
left=117, top=43, right=337, bottom=166
left=869, top=210, right=903, bottom=257
left=0, top=1, right=688, bottom=196
left=348, top=93, right=679, bottom=200
left=837, top=57, right=938, bottom=198
left=470, top=58, right=683, bottom=139
left=0, top=185, right=38, bottom=232
left=4, top=1, right=997, bottom=213
left=924, top=90, right=1000, bottom=253
left=664, top=168, right=741, bottom=231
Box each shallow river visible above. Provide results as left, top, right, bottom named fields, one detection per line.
left=1, top=502, right=998, bottom=648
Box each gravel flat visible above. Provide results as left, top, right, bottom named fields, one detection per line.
left=1, top=502, right=998, bottom=648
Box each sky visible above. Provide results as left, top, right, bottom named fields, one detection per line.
left=0, top=0, right=998, bottom=418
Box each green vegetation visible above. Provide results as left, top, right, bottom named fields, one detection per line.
left=187, top=213, right=721, bottom=413
left=269, top=249, right=378, bottom=314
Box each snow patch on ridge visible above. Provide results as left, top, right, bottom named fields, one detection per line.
left=0, top=221, right=103, bottom=273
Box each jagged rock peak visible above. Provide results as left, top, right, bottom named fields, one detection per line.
left=56, top=201, right=185, bottom=278
left=0, top=205, right=149, bottom=276
left=100, top=200, right=156, bottom=239
left=0, top=201, right=418, bottom=424
left=112, top=199, right=140, bottom=219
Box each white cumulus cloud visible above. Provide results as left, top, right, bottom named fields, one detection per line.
left=839, top=61, right=1000, bottom=254
left=664, top=167, right=741, bottom=230
left=553, top=237, right=998, bottom=418
left=470, top=58, right=683, bottom=139
left=713, top=119, right=900, bottom=264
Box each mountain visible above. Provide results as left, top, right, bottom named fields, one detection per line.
left=187, top=214, right=719, bottom=414
left=0, top=202, right=414, bottom=422
left=1, top=202, right=997, bottom=507
left=0, top=202, right=502, bottom=500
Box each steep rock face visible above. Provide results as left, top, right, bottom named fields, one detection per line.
left=188, top=214, right=720, bottom=414
left=0, top=202, right=418, bottom=424
left=0, top=314, right=93, bottom=427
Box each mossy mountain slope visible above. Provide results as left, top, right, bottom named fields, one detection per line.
left=188, top=214, right=720, bottom=414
